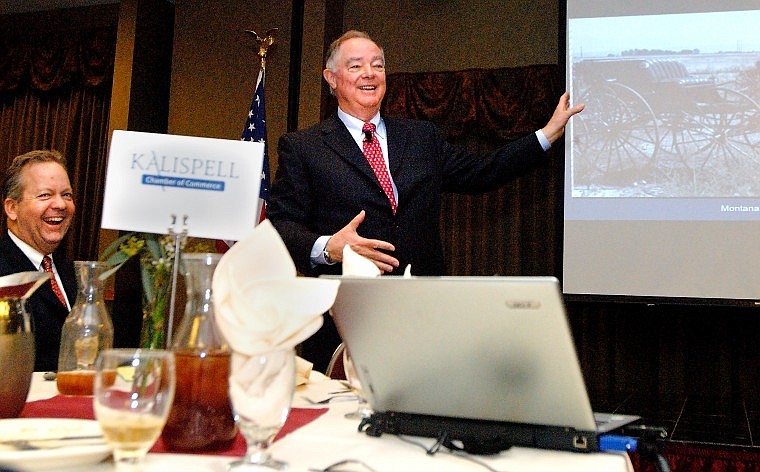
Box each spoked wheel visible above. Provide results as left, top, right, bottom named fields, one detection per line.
left=677, top=88, right=760, bottom=166
left=657, top=88, right=760, bottom=195
left=573, top=82, right=660, bottom=183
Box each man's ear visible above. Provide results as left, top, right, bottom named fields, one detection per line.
left=4, top=198, right=17, bottom=221
left=323, top=68, right=336, bottom=91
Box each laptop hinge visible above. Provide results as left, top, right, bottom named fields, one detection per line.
left=359, top=411, right=600, bottom=454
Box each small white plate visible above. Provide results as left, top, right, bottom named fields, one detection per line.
left=0, top=418, right=111, bottom=471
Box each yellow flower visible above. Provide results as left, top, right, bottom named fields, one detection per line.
left=119, top=236, right=145, bottom=257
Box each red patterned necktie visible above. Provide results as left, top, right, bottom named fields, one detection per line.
left=41, top=255, right=67, bottom=307
left=362, top=122, right=397, bottom=213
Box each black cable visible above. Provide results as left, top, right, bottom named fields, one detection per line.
left=655, top=453, right=672, bottom=472
left=427, top=432, right=448, bottom=455
left=393, top=434, right=513, bottom=472
left=638, top=440, right=671, bottom=472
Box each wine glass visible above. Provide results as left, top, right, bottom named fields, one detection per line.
left=93, top=349, right=176, bottom=472
left=227, top=347, right=296, bottom=471
left=343, top=348, right=372, bottom=420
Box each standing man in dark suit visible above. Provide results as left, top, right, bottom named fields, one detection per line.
left=267, top=30, right=584, bottom=370
left=1, top=150, right=77, bottom=372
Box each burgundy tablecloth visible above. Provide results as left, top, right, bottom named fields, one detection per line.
left=21, top=395, right=328, bottom=456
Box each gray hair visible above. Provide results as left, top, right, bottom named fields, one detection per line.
left=325, top=30, right=385, bottom=72
left=2, top=149, right=67, bottom=202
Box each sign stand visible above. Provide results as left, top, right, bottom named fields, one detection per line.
left=166, top=214, right=188, bottom=347
left=101, top=130, right=264, bottom=350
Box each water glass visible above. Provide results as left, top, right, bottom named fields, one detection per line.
left=227, top=347, right=296, bottom=471
left=343, top=349, right=372, bottom=420
left=93, top=349, right=176, bottom=472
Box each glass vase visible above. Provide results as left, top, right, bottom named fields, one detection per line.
left=57, top=261, right=114, bottom=396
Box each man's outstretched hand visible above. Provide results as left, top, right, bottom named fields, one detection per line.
left=541, top=91, right=585, bottom=144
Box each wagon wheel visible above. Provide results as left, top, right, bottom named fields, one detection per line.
left=573, top=82, right=660, bottom=181
left=658, top=87, right=760, bottom=196
left=673, top=87, right=760, bottom=168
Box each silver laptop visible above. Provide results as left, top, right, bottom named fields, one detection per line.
left=325, top=275, right=638, bottom=452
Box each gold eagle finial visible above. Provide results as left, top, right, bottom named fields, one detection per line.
left=244, top=28, right=278, bottom=69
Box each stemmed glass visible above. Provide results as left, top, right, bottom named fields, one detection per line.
left=227, top=347, right=296, bottom=471
left=93, top=349, right=176, bottom=472
left=343, top=348, right=372, bottom=420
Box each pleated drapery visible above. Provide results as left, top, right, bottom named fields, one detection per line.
left=383, top=64, right=564, bottom=277
left=0, top=28, right=115, bottom=260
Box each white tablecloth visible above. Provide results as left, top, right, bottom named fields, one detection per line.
left=24, top=372, right=633, bottom=472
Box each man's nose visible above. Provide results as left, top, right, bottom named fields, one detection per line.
left=361, top=64, right=375, bottom=77
left=51, top=194, right=68, bottom=208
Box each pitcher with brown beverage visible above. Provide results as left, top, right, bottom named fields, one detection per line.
left=162, top=252, right=237, bottom=452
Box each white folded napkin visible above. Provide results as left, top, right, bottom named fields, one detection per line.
left=212, top=219, right=341, bottom=357
left=342, top=245, right=381, bottom=276
left=295, top=356, right=313, bottom=386
left=342, top=245, right=412, bottom=277
left=229, top=349, right=295, bottom=422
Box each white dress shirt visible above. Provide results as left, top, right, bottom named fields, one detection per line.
left=7, top=230, right=71, bottom=309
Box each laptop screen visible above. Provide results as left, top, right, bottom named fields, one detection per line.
left=326, top=276, right=598, bottom=431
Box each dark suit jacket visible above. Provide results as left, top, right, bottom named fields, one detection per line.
left=268, top=114, right=548, bottom=277
left=0, top=234, right=76, bottom=371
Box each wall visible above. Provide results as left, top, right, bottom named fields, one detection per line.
left=298, top=0, right=327, bottom=129
left=344, top=0, right=559, bottom=73
left=168, top=0, right=560, bottom=170
left=168, top=0, right=294, bottom=150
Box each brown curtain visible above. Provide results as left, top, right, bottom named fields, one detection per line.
left=383, top=65, right=563, bottom=276
left=0, top=28, right=115, bottom=260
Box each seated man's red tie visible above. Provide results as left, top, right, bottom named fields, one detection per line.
left=41, top=255, right=67, bottom=306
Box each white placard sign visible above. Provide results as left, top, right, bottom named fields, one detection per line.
left=101, top=130, right=265, bottom=241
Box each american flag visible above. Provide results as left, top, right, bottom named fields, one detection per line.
left=216, top=67, right=270, bottom=253
left=241, top=68, right=270, bottom=222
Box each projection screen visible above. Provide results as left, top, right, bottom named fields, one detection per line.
left=563, top=1, right=760, bottom=301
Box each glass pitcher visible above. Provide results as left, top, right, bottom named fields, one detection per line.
left=57, top=261, right=114, bottom=396
left=162, top=253, right=237, bottom=451
left=0, top=296, right=34, bottom=418
left=0, top=271, right=51, bottom=416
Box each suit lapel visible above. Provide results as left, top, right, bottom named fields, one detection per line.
left=320, top=115, right=378, bottom=183
left=384, top=116, right=408, bottom=177
left=0, top=235, right=69, bottom=309
left=55, top=255, right=77, bottom=306
left=321, top=114, right=409, bottom=175
left=321, top=114, right=409, bottom=211
left=0, top=235, right=38, bottom=273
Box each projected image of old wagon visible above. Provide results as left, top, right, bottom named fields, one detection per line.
left=571, top=57, right=760, bottom=196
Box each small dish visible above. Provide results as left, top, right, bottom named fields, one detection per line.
left=0, top=418, right=111, bottom=470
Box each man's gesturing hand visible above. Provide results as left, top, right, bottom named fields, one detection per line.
left=324, top=210, right=399, bottom=273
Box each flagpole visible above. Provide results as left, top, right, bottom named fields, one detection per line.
left=244, top=28, right=276, bottom=223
